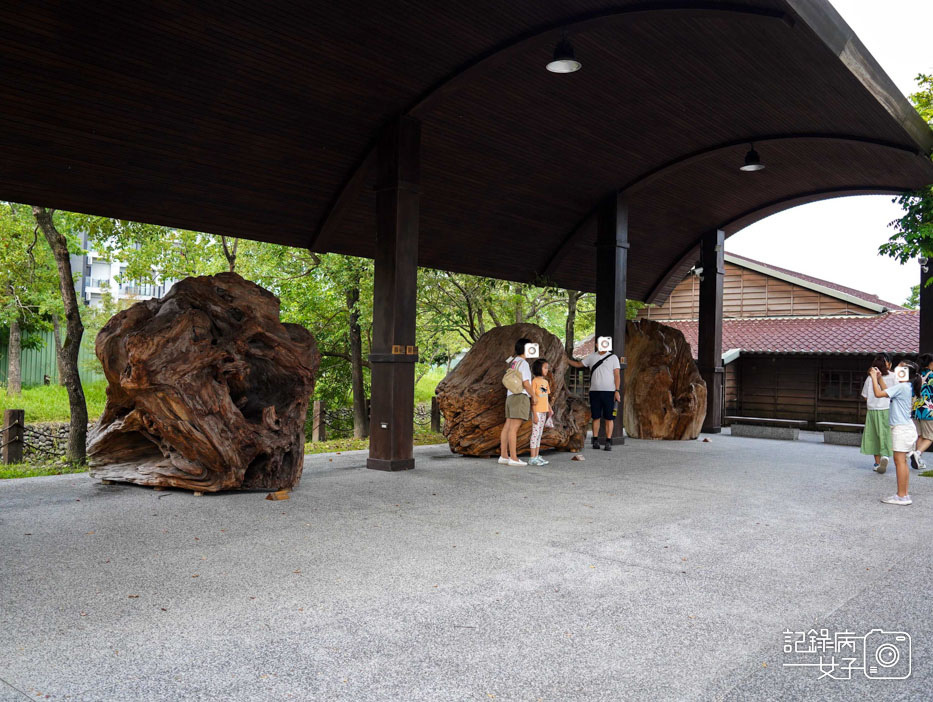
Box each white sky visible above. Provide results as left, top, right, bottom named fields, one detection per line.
left=725, top=0, right=933, bottom=307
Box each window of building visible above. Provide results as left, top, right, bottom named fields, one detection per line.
left=819, top=370, right=863, bottom=401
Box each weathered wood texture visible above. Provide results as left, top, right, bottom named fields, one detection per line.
left=88, top=273, right=320, bottom=492
left=623, top=320, right=706, bottom=440
left=436, top=324, right=588, bottom=456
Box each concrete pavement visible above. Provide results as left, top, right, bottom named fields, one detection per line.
left=1, top=433, right=931, bottom=701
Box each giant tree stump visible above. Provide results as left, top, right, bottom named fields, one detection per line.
left=623, top=319, right=706, bottom=440
left=436, top=323, right=588, bottom=456
left=88, top=272, right=320, bottom=492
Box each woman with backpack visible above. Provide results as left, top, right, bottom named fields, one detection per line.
left=498, top=337, right=534, bottom=466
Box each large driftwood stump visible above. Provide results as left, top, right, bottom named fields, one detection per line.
left=623, top=319, right=706, bottom=440
left=436, top=323, right=588, bottom=456
left=88, top=272, right=320, bottom=492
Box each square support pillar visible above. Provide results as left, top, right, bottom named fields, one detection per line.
left=698, top=229, right=724, bottom=434
left=921, top=264, right=933, bottom=354
left=367, top=116, right=420, bottom=471
left=595, top=193, right=629, bottom=445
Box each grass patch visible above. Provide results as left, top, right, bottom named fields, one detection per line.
left=0, top=381, right=108, bottom=424
left=0, top=462, right=88, bottom=479
left=919, top=470, right=933, bottom=478
left=414, top=367, right=447, bottom=405
left=304, top=428, right=446, bottom=454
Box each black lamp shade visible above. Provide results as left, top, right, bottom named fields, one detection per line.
left=546, top=37, right=581, bottom=73
left=740, top=147, right=765, bottom=171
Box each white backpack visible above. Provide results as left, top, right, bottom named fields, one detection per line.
left=502, top=358, right=524, bottom=394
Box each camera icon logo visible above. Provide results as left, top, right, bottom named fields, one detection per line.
left=596, top=336, right=612, bottom=352
left=863, top=630, right=911, bottom=679
left=524, top=343, right=540, bottom=359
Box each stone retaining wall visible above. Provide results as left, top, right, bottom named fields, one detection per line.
left=22, top=422, right=94, bottom=460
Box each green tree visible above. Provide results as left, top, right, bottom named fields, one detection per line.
left=0, top=204, right=62, bottom=394
left=906, top=284, right=920, bottom=310
left=879, top=74, right=933, bottom=266
left=32, top=207, right=88, bottom=463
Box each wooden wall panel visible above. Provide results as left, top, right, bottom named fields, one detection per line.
left=724, top=362, right=739, bottom=413
left=732, top=353, right=880, bottom=427
left=638, top=263, right=877, bottom=320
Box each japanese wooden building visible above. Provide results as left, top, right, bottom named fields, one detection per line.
left=579, top=253, right=918, bottom=427
left=1, top=1, right=932, bottom=467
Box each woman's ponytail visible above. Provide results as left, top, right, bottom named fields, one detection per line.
left=902, top=360, right=922, bottom=396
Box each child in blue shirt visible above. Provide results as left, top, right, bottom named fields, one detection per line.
left=869, top=361, right=921, bottom=505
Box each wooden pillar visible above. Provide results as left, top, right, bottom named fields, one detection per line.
left=430, top=397, right=441, bottom=433
left=595, top=193, right=629, bottom=445
left=2, top=409, right=24, bottom=464
left=921, top=263, right=933, bottom=353
left=311, top=401, right=326, bottom=442
left=367, top=116, right=420, bottom=471
left=698, top=229, right=725, bottom=433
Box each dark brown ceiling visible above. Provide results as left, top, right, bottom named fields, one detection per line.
left=0, top=0, right=931, bottom=303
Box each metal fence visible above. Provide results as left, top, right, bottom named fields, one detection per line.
left=0, top=330, right=105, bottom=387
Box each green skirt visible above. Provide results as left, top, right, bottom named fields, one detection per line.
left=861, top=409, right=892, bottom=456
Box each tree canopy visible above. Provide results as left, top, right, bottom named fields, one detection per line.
left=879, top=74, right=933, bottom=264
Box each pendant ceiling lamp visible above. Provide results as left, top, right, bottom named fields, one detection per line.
left=546, top=34, right=581, bottom=73
left=740, top=143, right=765, bottom=171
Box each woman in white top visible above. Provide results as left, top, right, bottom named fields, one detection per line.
left=498, top=337, right=534, bottom=466
left=860, top=353, right=896, bottom=473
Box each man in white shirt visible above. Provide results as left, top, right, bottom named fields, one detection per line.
left=567, top=346, right=622, bottom=450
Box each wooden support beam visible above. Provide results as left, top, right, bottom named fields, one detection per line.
left=921, top=263, right=933, bottom=354
left=367, top=116, right=421, bottom=471
left=311, top=401, right=326, bottom=442
left=698, top=229, right=725, bottom=434
left=2, top=409, right=24, bottom=464
left=595, top=193, right=629, bottom=445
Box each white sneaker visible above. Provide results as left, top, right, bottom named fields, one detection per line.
left=497, top=456, right=509, bottom=464
left=909, top=452, right=921, bottom=470
left=507, top=459, right=526, bottom=466
left=881, top=494, right=912, bottom=506
left=876, top=456, right=888, bottom=474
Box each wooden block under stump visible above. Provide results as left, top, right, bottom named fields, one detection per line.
left=153, top=486, right=166, bottom=491
left=101, top=479, right=114, bottom=485
left=265, top=489, right=290, bottom=501
left=193, top=491, right=204, bottom=497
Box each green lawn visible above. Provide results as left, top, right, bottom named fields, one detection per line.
left=415, top=367, right=447, bottom=405
left=0, top=381, right=108, bottom=424
left=0, top=379, right=447, bottom=479
left=0, top=462, right=88, bottom=479
left=305, top=428, right=446, bottom=454
left=0, top=374, right=445, bottom=425
left=1, top=431, right=447, bottom=479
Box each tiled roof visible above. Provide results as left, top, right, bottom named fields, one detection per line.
left=726, top=252, right=907, bottom=311
left=574, top=311, right=919, bottom=357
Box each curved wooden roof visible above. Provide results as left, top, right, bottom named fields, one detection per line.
left=0, top=1, right=931, bottom=302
